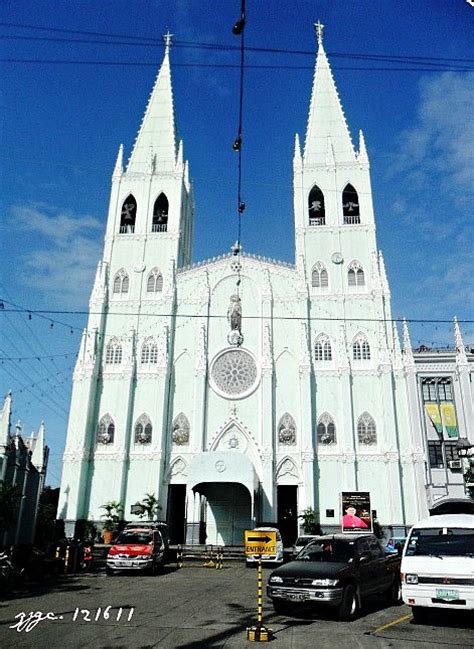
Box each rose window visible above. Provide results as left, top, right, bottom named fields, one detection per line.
left=211, top=349, right=258, bottom=397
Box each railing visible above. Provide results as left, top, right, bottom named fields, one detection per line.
left=176, top=544, right=224, bottom=569
left=152, top=224, right=167, bottom=232
left=119, top=225, right=135, bottom=233
left=343, top=215, right=361, bottom=224
left=309, top=216, right=325, bottom=226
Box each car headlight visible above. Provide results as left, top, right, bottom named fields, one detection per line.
left=405, top=574, right=418, bottom=584
left=311, top=578, right=339, bottom=587
left=269, top=576, right=283, bottom=584
left=137, top=554, right=151, bottom=560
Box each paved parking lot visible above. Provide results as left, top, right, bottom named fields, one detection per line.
left=0, top=565, right=472, bottom=648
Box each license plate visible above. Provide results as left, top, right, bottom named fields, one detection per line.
left=116, top=561, right=129, bottom=567
left=287, top=593, right=306, bottom=601
left=436, top=588, right=459, bottom=601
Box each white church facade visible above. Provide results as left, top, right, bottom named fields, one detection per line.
left=58, top=27, right=470, bottom=544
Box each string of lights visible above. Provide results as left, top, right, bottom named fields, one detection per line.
left=230, top=0, right=246, bottom=306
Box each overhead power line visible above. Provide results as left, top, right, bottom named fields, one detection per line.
left=1, top=302, right=472, bottom=325
left=1, top=23, right=473, bottom=64
left=1, top=58, right=472, bottom=73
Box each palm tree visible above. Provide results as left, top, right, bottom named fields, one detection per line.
left=138, top=493, right=161, bottom=521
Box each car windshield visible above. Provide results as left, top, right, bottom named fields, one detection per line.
left=405, top=528, right=474, bottom=557
left=297, top=539, right=354, bottom=562
left=115, top=532, right=152, bottom=545
left=295, top=537, right=316, bottom=547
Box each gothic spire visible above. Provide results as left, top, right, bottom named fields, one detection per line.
left=31, top=421, right=46, bottom=471
left=0, top=390, right=12, bottom=446
left=402, top=318, right=415, bottom=366
left=303, top=22, right=356, bottom=166
left=127, top=33, right=177, bottom=174
left=454, top=316, right=468, bottom=365
left=112, top=143, right=123, bottom=179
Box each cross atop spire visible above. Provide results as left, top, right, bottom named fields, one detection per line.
left=314, top=20, right=325, bottom=47
left=163, top=31, right=173, bottom=52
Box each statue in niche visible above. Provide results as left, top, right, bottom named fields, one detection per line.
left=227, top=294, right=243, bottom=346
left=228, top=294, right=242, bottom=332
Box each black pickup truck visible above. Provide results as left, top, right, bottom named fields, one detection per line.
left=267, top=533, right=401, bottom=620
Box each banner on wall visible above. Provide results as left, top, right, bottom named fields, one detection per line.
left=341, top=492, right=372, bottom=533
left=424, top=403, right=443, bottom=434
left=440, top=402, right=458, bottom=438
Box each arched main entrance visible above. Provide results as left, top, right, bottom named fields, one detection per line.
left=194, top=482, right=251, bottom=545
left=186, top=451, right=258, bottom=545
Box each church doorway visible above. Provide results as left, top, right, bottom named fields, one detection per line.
left=167, top=484, right=186, bottom=544
left=277, top=485, right=298, bottom=546
left=195, top=482, right=251, bottom=546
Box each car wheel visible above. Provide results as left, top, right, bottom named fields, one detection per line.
left=338, top=584, right=359, bottom=621
left=272, top=599, right=291, bottom=615
left=385, top=578, right=402, bottom=605
left=105, top=566, right=114, bottom=576
left=411, top=606, right=429, bottom=623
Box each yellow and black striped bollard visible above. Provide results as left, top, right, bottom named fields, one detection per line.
left=64, top=545, right=70, bottom=575
left=247, top=555, right=273, bottom=642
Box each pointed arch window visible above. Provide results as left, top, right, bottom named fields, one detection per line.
left=152, top=193, right=169, bottom=232
left=147, top=268, right=163, bottom=293
left=308, top=185, right=325, bottom=225
left=120, top=194, right=137, bottom=233
left=134, top=414, right=152, bottom=444
left=97, top=414, right=115, bottom=445
left=342, top=183, right=360, bottom=224
left=311, top=262, right=329, bottom=289
left=357, top=412, right=377, bottom=445
left=105, top=338, right=122, bottom=365
left=352, top=334, right=371, bottom=361
left=315, top=334, right=332, bottom=362
left=348, top=261, right=365, bottom=287
left=171, top=413, right=190, bottom=446
left=141, top=337, right=158, bottom=365
left=317, top=413, right=336, bottom=445
left=113, top=268, right=129, bottom=295
left=277, top=413, right=296, bottom=445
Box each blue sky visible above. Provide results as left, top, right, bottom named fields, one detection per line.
left=1, top=1, right=473, bottom=487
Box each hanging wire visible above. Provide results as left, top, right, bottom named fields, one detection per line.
left=231, top=0, right=246, bottom=297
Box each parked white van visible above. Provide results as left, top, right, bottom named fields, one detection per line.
left=401, top=514, right=474, bottom=621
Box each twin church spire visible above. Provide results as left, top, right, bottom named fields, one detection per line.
left=126, top=32, right=178, bottom=175
left=302, top=22, right=366, bottom=166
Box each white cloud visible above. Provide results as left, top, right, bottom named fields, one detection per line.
left=11, top=205, right=104, bottom=307
left=388, top=72, right=474, bottom=200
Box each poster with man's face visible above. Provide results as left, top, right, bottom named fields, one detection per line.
left=341, top=492, right=372, bottom=532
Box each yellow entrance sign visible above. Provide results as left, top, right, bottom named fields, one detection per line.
left=244, top=530, right=277, bottom=556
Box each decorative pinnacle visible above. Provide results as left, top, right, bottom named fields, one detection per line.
left=314, top=20, right=325, bottom=46
left=163, top=31, right=173, bottom=52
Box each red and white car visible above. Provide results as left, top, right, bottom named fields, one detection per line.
left=106, top=528, right=165, bottom=575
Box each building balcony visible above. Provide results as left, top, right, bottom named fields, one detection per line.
left=309, top=216, right=325, bottom=226
left=152, top=224, right=167, bottom=232
left=119, top=225, right=135, bottom=233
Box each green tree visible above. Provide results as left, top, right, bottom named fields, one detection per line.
left=298, top=507, right=321, bottom=534
left=100, top=500, right=123, bottom=533
left=137, top=493, right=161, bottom=521
left=0, top=483, right=20, bottom=534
